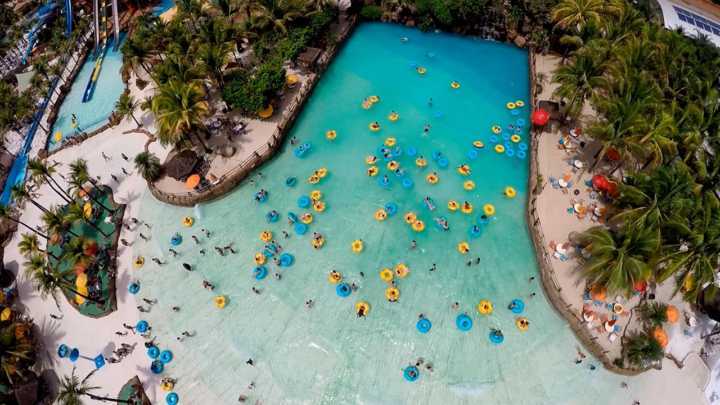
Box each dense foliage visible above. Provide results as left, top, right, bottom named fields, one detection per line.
left=550, top=0, right=720, bottom=303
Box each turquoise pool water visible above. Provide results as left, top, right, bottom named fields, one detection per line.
left=133, top=23, right=636, bottom=404
left=48, top=35, right=126, bottom=152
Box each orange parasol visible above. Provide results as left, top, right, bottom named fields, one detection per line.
left=590, top=285, right=607, bottom=301
left=652, top=327, right=668, bottom=348
left=666, top=305, right=679, bottom=323
left=185, top=174, right=201, bottom=189
left=258, top=105, right=274, bottom=119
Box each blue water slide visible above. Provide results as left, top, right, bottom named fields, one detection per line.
left=65, top=0, right=73, bottom=36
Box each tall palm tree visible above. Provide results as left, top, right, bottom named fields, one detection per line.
left=57, top=368, right=132, bottom=404
left=0, top=205, right=48, bottom=240
left=67, top=159, right=114, bottom=213
left=577, top=225, right=660, bottom=296
left=115, top=92, right=142, bottom=127
left=121, top=39, right=152, bottom=75
left=11, top=184, right=52, bottom=215
left=198, top=42, right=232, bottom=90
left=41, top=207, right=80, bottom=239
left=18, top=233, right=57, bottom=260
left=27, top=158, right=73, bottom=204
left=26, top=254, right=100, bottom=306
left=624, top=332, right=664, bottom=367
left=134, top=151, right=162, bottom=181
left=65, top=203, right=111, bottom=239
left=249, top=0, right=308, bottom=35
left=151, top=80, right=211, bottom=152
left=553, top=48, right=606, bottom=118
left=212, top=0, right=238, bottom=17
left=551, top=0, right=615, bottom=33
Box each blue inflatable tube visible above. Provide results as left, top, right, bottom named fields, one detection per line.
left=336, top=283, right=351, bottom=298
left=431, top=151, right=443, bottom=161
left=416, top=318, right=432, bottom=334
left=468, top=225, right=482, bottom=238
left=489, top=135, right=499, bottom=144
left=159, top=350, right=173, bottom=364
left=378, top=176, right=391, bottom=188
left=509, top=298, right=525, bottom=314
left=128, top=282, right=140, bottom=294
left=166, top=392, right=179, bottom=405
left=150, top=360, right=164, bottom=374
left=57, top=344, right=69, bottom=358
left=288, top=212, right=298, bottom=223
left=147, top=346, right=160, bottom=359
left=254, top=266, right=268, bottom=280
left=136, top=320, right=149, bottom=333
left=384, top=202, right=398, bottom=216
left=406, top=146, right=417, bottom=157
left=403, top=366, right=420, bottom=382
left=489, top=330, right=505, bottom=344
left=266, top=211, right=279, bottom=223
left=279, top=253, right=294, bottom=267
left=478, top=215, right=490, bottom=225
left=393, top=146, right=403, bottom=157
left=437, top=157, right=449, bottom=168
left=456, top=314, right=473, bottom=332
left=502, top=132, right=511, bottom=141
left=170, top=234, right=182, bottom=246
left=402, top=178, right=414, bottom=189
left=467, top=149, right=478, bottom=160
left=394, top=169, right=406, bottom=178
left=516, top=118, right=526, bottom=127
left=517, top=150, right=527, bottom=160
left=511, top=109, right=520, bottom=116
left=286, top=177, right=297, bottom=187
left=295, top=222, right=308, bottom=235
left=518, top=142, right=528, bottom=151
left=506, top=148, right=515, bottom=157
left=298, top=196, right=311, bottom=209
left=255, top=191, right=268, bottom=203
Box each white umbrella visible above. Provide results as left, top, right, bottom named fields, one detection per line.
left=558, top=178, right=568, bottom=188
left=573, top=160, right=584, bottom=169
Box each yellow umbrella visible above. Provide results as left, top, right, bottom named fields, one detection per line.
left=83, top=202, right=92, bottom=219
left=1, top=307, right=11, bottom=321
left=286, top=74, right=299, bottom=86
left=258, top=105, right=274, bottom=119
left=76, top=273, right=88, bottom=288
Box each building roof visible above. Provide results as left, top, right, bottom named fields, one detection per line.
left=657, top=0, right=720, bottom=46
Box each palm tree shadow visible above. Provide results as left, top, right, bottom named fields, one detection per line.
left=116, top=270, right=132, bottom=304
left=35, top=317, right=67, bottom=371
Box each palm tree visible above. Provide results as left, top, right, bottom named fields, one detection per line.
left=26, top=254, right=100, bottom=306
left=27, top=158, right=74, bottom=204
left=249, top=0, right=309, bottom=35
left=67, top=159, right=114, bottom=213
left=11, top=184, right=52, bottom=215
left=18, top=233, right=57, bottom=260
left=65, top=202, right=111, bottom=239
left=577, top=225, right=660, bottom=296
left=638, top=302, right=668, bottom=328
left=624, top=332, right=664, bottom=367
left=57, top=368, right=132, bottom=404
left=198, top=42, right=232, bottom=90
left=212, top=0, right=238, bottom=17
left=151, top=80, right=211, bottom=152
left=551, top=0, right=614, bottom=33
left=121, top=39, right=152, bottom=75
left=115, top=92, right=142, bottom=127
left=553, top=48, right=606, bottom=118
left=0, top=205, right=48, bottom=240
left=0, top=319, right=34, bottom=386
left=134, top=151, right=162, bottom=181
left=41, top=207, right=80, bottom=239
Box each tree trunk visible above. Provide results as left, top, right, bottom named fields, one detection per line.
left=8, top=217, right=49, bottom=239
left=46, top=173, right=74, bottom=202
left=87, top=393, right=132, bottom=403
left=44, top=175, right=73, bottom=204
left=130, top=112, right=142, bottom=127
left=193, top=131, right=212, bottom=154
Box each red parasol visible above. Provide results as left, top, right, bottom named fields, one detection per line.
left=605, top=148, right=621, bottom=161
left=633, top=280, right=647, bottom=293
left=531, top=109, right=550, bottom=126
left=592, top=175, right=610, bottom=192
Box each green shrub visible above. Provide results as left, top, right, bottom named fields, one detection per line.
left=222, top=62, right=286, bottom=114
left=360, top=5, right=382, bottom=21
